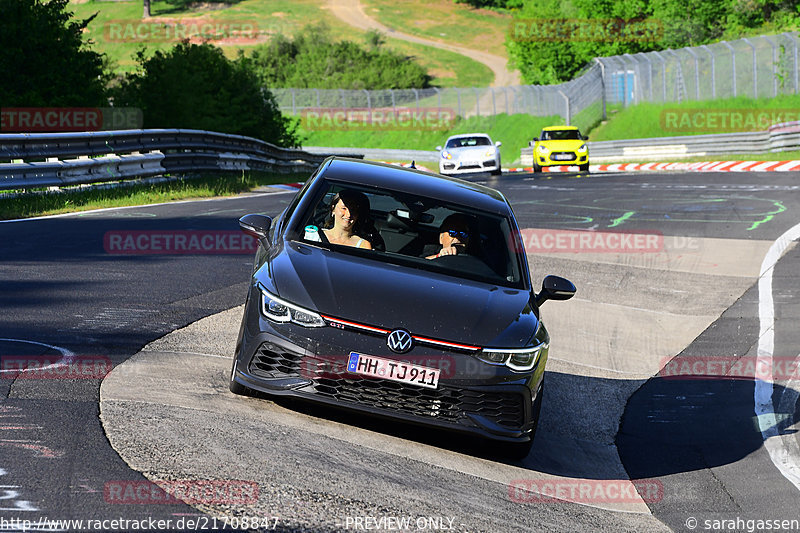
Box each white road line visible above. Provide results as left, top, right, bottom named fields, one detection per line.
left=0, top=339, right=74, bottom=374
left=755, top=222, right=800, bottom=491
left=0, top=189, right=295, bottom=224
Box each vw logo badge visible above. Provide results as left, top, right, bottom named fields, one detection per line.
left=387, top=329, right=413, bottom=354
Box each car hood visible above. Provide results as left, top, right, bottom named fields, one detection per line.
left=538, top=139, right=585, bottom=151
left=447, top=146, right=496, bottom=160
left=263, top=241, right=537, bottom=347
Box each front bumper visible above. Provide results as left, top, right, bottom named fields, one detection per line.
left=536, top=151, right=588, bottom=167
left=232, top=294, right=544, bottom=443
left=440, top=158, right=500, bottom=175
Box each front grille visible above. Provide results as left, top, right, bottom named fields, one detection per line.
left=311, top=377, right=525, bottom=428
left=249, top=342, right=302, bottom=378
left=247, top=344, right=525, bottom=428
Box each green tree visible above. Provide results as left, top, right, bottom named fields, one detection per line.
left=112, top=42, right=299, bottom=147
left=0, top=0, right=108, bottom=106
left=243, top=24, right=432, bottom=90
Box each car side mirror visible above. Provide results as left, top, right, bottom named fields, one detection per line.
left=239, top=214, right=273, bottom=249
left=535, top=275, right=576, bottom=307
left=436, top=146, right=443, bottom=151
left=495, top=141, right=502, bottom=147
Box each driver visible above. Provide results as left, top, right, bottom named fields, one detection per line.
left=424, top=213, right=471, bottom=259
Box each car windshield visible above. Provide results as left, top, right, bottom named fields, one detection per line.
left=290, top=180, right=525, bottom=289
left=541, top=130, right=581, bottom=140
left=445, top=136, right=491, bottom=149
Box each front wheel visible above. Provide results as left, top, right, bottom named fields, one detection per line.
left=533, top=162, right=542, bottom=173
left=229, top=357, right=251, bottom=396
left=500, top=380, right=544, bottom=459
left=579, top=163, right=589, bottom=172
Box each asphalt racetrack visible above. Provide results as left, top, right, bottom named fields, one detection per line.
left=2, top=169, right=800, bottom=532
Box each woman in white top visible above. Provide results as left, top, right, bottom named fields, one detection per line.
left=322, top=190, right=373, bottom=250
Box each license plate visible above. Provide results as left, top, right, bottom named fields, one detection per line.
left=347, top=352, right=440, bottom=389
left=552, top=154, right=573, bottom=161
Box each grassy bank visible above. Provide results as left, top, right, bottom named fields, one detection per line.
left=0, top=171, right=302, bottom=221
left=69, top=0, right=492, bottom=87
left=591, top=94, right=800, bottom=141
left=300, top=113, right=565, bottom=165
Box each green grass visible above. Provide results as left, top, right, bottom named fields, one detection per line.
left=642, top=150, right=800, bottom=163
left=299, top=113, right=562, bottom=165
left=69, top=0, right=491, bottom=86
left=591, top=94, right=800, bottom=141
left=363, top=0, right=511, bottom=58
left=0, top=171, right=303, bottom=220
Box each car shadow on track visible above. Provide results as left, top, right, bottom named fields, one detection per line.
left=240, top=367, right=798, bottom=486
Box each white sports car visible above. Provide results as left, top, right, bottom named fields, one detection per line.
left=437, top=133, right=502, bottom=176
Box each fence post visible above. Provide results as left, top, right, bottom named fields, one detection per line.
left=651, top=51, right=668, bottom=102
left=700, top=45, right=716, bottom=99
left=684, top=47, right=701, bottom=100
left=784, top=32, right=799, bottom=94
left=594, top=58, right=607, bottom=120
left=636, top=53, right=654, bottom=101
left=722, top=41, right=737, bottom=97
left=743, top=38, right=758, bottom=98
left=763, top=35, right=779, bottom=96
left=557, top=90, right=570, bottom=125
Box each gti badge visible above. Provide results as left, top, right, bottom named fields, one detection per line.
left=387, top=329, right=413, bottom=354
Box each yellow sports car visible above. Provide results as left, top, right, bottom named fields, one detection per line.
left=530, top=126, right=589, bottom=172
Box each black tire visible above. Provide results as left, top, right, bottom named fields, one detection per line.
left=229, top=357, right=251, bottom=396
left=501, top=380, right=544, bottom=459
left=502, top=438, right=533, bottom=460
left=491, top=167, right=502, bottom=176
left=579, top=163, right=589, bottom=172
left=533, top=163, right=542, bottom=173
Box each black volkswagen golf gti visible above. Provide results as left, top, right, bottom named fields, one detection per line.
left=230, top=157, right=575, bottom=457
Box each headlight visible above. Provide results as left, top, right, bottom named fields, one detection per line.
left=442, top=150, right=452, bottom=160
left=536, top=144, right=549, bottom=153
left=258, top=284, right=325, bottom=327
left=578, top=144, right=587, bottom=152
left=478, top=341, right=548, bottom=372
left=485, top=149, right=495, bottom=157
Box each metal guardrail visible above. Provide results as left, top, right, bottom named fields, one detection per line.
left=0, top=129, right=363, bottom=192
left=302, top=146, right=440, bottom=163
left=520, top=121, right=800, bottom=165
